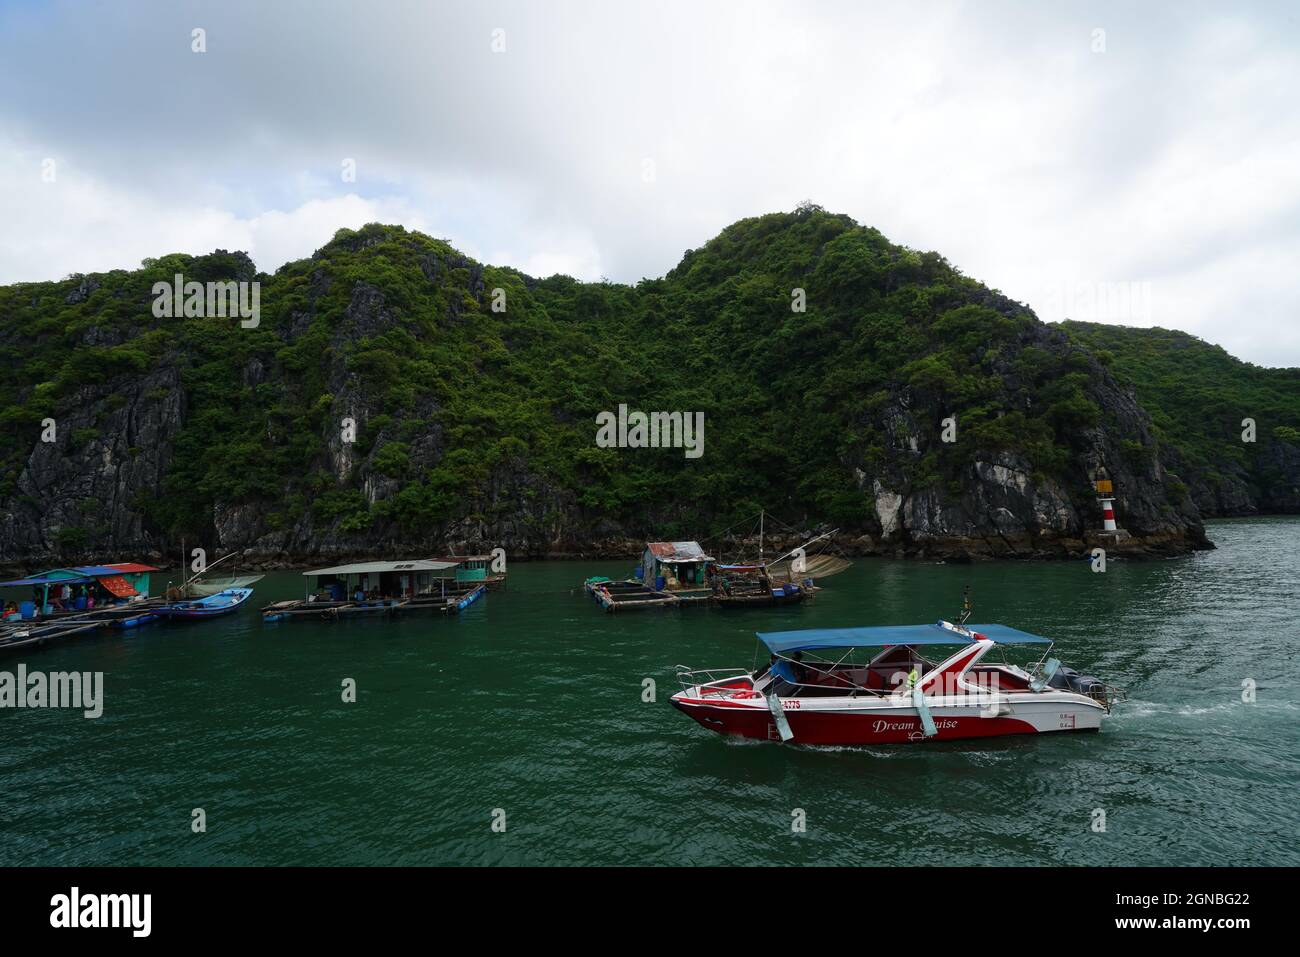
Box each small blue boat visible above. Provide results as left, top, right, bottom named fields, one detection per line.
left=153, top=587, right=254, bottom=621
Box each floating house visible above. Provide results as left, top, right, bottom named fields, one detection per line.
left=0, top=563, right=160, bottom=618
left=585, top=541, right=717, bottom=612
left=261, top=559, right=486, bottom=622
left=0, top=562, right=164, bottom=650
left=303, top=560, right=458, bottom=602
left=640, top=542, right=715, bottom=601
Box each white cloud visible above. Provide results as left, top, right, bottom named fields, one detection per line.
left=0, top=0, right=1297, bottom=365
left=0, top=145, right=428, bottom=279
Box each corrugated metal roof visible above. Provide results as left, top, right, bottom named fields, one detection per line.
left=646, top=541, right=714, bottom=562
left=302, top=560, right=458, bottom=577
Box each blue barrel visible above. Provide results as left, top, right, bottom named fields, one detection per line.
left=19, top=601, right=35, bottom=619
left=74, top=596, right=87, bottom=610
left=655, top=576, right=666, bottom=591
left=329, top=583, right=344, bottom=601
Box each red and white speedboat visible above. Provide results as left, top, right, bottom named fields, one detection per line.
left=672, top=620, right=1121, bottom=745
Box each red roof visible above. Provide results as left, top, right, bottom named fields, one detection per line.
left=106, top=563, right=159, bottom=573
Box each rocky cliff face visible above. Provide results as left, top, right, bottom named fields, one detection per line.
left=2, top=214, right=1277, bottom=571
left=845, top=321, right=1209, bottom=560
left=0, top=365, right=184, bottom=560
left=1060, top=319, right=1300, bottom=521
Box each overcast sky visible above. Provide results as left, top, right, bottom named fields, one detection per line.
left=2, top=0, right=1297, bottom=365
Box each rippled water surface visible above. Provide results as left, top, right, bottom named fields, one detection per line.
left=3, top=517, right=1298, bottom=865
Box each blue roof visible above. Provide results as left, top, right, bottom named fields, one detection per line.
left=756, top=622, right=1052, bottom=654
left=0, top=565, right=131, bottom=587
left=0, top=574, right=98, bottom=587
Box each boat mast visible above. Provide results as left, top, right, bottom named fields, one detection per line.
left=759, top=510, right=764, bottom=566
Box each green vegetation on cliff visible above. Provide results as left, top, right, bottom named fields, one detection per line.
left=1062, top=321, right=1300, bottom=512
left=0, top=207, right=1288, bottom=560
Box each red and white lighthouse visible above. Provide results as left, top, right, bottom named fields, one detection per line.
left=1092, top=469, right=1117, bottom=532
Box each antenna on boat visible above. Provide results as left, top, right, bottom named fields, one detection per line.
left=958, top=585, right=972, bottom=628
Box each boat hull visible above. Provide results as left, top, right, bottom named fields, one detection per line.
left=154, top=587, right=254, bottom=620
left=671, top=692, right=1104, bottom=745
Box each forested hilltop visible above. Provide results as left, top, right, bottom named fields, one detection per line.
left=1, top=206, right=1294, bottom=567
left=1061, top=321, right=1300, bottom=515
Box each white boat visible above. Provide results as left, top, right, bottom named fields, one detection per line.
left=672, top=618, right=1122, bottom=745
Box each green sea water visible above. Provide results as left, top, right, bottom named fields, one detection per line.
left=2, top=517, right=1297, bottom=866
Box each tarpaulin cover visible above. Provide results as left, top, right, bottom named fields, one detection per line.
left=96, top=575, right=139, bottom=598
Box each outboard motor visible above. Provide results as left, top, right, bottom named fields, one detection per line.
left=1047, top=665, right=1080, bottom=691
left=1073, top=675, right=1107, bottom=697
left=1048, top=666, right=1112, bottom=708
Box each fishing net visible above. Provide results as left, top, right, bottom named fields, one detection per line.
left=768, top=554, right=852, bottom=581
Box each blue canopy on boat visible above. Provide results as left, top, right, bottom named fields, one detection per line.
left=756, top=622, right=1053, bottom=654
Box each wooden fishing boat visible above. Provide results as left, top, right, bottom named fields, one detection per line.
left=153, top=587, right=254, bottom=621
left=706, top=511, right=851, bottom=598
left=710, top=564, right=809, bottom=607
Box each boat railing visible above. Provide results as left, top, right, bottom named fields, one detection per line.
left=674, top=666, right=752, bottom=692
left=1091, top=683, right=1126, bottom=713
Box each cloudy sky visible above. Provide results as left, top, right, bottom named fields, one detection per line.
left=2, top=0, right=1297, bottom=365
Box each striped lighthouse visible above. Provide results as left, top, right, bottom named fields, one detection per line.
left=1092, top=470, right=1118, bottom=532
